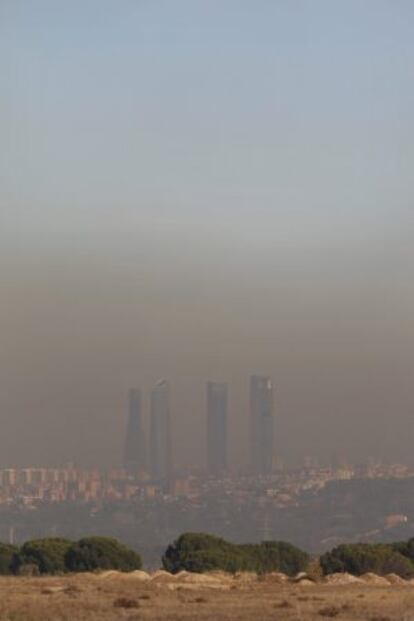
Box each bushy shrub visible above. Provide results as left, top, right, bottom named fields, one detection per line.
left=381, top=551, right=414, bottom=577
left=320, top=543, right=414, bottom=578
left=11, top=538, right=72, bottom=575
left=239, top=540, right=309, bottom=576
left=393, top=538, right=414, bottom=563
left=162, top=532, right=309, bottom=575
left=17, top=563, right=40, bottom=576
left=0, top=543, right=18, bottom=575
left=64, top=536, right=142, bottom=572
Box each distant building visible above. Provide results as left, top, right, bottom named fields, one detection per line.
left=150, top=380, right=172, bottom=480
left=206, top=381, right=228, bottom=475
left=166, top=477, right=191, bottom=497
left=250, top=375, right=274, bottom=474
left=124, top=389, right=147, bottom=476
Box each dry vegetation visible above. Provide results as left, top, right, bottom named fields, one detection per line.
left=0, top=572, right=414, bottom=620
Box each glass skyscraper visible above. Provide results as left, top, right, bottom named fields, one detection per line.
left=250, top=375, right=274, bottom=474
left=150, top=379, right=172, bottom=480
left=124, top=388, right=147, bottom=475
left=206, top=381, right=228, bottom=475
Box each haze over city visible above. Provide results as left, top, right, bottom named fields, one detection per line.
left=1, top=0, right=414, bottom=472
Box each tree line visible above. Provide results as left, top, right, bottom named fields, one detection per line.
left=1, top=532, right=414, bottom=577
left=320, top=541, right=414, bottom=577
left=0, top=537, right=142, bottom=575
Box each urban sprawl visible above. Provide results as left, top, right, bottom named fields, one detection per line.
left=1, top=375, right=413, bottom=566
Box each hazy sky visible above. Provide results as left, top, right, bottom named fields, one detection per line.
left=1, top=1, right=413, bottom=469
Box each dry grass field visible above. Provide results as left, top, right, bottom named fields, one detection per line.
left=0, top=571, right=414, bottom=621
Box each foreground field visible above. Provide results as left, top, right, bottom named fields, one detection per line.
left=1, top=571, right=414, bottom=621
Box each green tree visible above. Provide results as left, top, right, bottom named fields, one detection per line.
left=65, top=537, right=142, bottom=572
left=393, top=538, right=414, bottom=564
left=11, top=538, right=72, bottom=575
left=0, top=543, right=18, bottom=575
left=162, top=533, right=243, bottom=573
left=320, top=543, right=414, bottom=578
left=239, top=541, right=309, bottom=575
left=162, top=532, right=309, bottom=575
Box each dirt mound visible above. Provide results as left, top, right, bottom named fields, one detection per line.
left=175, top=570, right=191, bottom=580
left=97, top=570, right=122, bottom=580
left=324, top=573, right=363, bottom=585
left=259, top=572, right=289, bottom=584
left=151, top=570, right=177, bottom=583
left=298, top=579, right=315, bottom=586
left=233, top=571, right=257, bottom=582
left=385, top=573, right=408, bottom=585
left=129, top=570, right=151, bottom=581
left=162, top=572, right=232, bottom=591
left=360, top=573, right=390, bottom=586
left=206, top=570, right=233, bottom=580
left=291, top=572, right=315, bottom=583
left=98, top=570, right=149, bottom=581
left=178, top=572, right=222, bottom=585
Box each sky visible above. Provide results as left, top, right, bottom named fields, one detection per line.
left=0, top=0, right=413, bottom=469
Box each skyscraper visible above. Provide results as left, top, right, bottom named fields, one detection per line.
left=206, top=381, right=228, bottom=475
left=150, top=379, right=172, bottom=480
left=250, top=375, right=274, bottom=474
left=124, top=388, right=147, bottom=476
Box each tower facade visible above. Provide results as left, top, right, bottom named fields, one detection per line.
left=124, top=388, right=147, bottom=475
left=250, top=375, right=274, bottom=474
left=206, top=381, right=228, bottom=475
left=150, top=379, right=172, bottom=480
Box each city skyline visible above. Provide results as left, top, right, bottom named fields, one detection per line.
left=2, top=5, right=414, bottom=613
left=124, top=376, right=274, bottom=478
